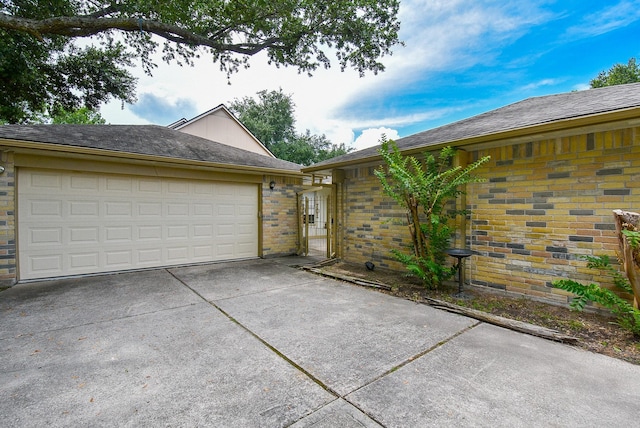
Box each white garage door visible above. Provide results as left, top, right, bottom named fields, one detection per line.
left=18, top=169, right=258, bottom=280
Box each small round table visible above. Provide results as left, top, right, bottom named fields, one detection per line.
left=445, top=248, right=477, bottom=297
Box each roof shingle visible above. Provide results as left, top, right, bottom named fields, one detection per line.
left=307, top=82, right=640, bottom=170
left=0, top=124, right=301, bottom=172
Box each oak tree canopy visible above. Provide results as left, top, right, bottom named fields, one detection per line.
left=0, top=0, right=402, bottom=123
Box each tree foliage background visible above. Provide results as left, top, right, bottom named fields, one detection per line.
left=0, top=0, right=401, bottom=123
left=590, top=57, right=640, bottom=88
left=229, top=88, right=350, bottom=165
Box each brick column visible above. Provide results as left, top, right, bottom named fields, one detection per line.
left=0, top=151, right=16, bottom=286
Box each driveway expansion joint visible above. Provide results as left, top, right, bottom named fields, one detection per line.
left=344, top=320, right=482, bottom=400
left=167, top=268, right=342, bottom=399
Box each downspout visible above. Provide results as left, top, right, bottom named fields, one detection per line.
left=454, top=149, right=468, bottom=248
left=332, top=169, right=346, bottom=259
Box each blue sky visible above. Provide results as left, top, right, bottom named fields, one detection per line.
left=101, top=0, right=640, bottom=151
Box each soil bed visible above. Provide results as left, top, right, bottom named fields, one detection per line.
left=311, top=261, right=640, bottom=365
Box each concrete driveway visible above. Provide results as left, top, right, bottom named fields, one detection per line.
left=2, top=257, right=640, bottom=427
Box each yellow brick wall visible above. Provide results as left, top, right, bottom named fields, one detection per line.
left=0, top=151, right=16, bottom=286
left=468, top=128, right=640, bottom=303
left=336, top=126, right=640, bottom=304
left=261, top=175, right=304, bottom=257
left=340, top=166, right=411, bottom=271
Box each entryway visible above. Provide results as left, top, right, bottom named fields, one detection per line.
left=298, top=187, right=333, bottom=258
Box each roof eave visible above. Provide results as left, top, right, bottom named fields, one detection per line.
left=302, top=106, right=640, bottom=173
left=0, top=138, right=304, bottom=177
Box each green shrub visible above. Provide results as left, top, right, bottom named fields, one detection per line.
left=375, top=139, right=489, bottom=288
left=552, top=255, right=640, bottom=336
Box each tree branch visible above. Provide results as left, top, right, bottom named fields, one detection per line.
left=0, top=13, right=291, bottom=55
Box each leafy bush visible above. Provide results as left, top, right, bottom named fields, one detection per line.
left=552, top=255, right=640, bottom=336
left=375, top=139, right=489, bottom=288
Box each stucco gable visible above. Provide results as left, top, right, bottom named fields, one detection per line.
left=169, top=104, right=274, bottom=157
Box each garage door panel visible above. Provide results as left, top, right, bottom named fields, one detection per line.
left=29, top=228, right=62, bottom=245
left=193, top=203, right=214, bottom=216
left=193, top=245, right=213, bottom=259
left=69, top=252, right=99, bottom=270
left=69, top=200, right=99, bottom=217
left=138, top=202, right=162, bottom=216
left=105, top=177, right=133, bottom=192
left=166, top=247, right=189, bottom=262
left=69, top=227, right=99, bottom=244
left=27, top=171, right=62, bottom=189
left=70, top=176, right=99, bottom=190
left=29, top=200, right=63, bottom=217
left=138, top=225, right=163, bottom=240
left=29, top=254, right=63, bottom=274
left=217, top=243, right=235, bottom=258
left=105, top=250, right=132, bottom=267
left=167, top=225, right=188, bottom=239
left=19, top=169, right=258, bottom=280
left=217, top=224, right=235, bottom=236
left=138, top=179, right=162, bottom=193
left=217, top=204, right=235, bottom=216
left=194, top=182, right=215, bottom=195
left=105, top=201, right=132, bottom=217
left=106, top=226, right=132, bottom=242
left=167, top=181, right=189, bottom=195
left=167, top=203, right=189, bottom=216
left=137, top=248, right=162, bottom=264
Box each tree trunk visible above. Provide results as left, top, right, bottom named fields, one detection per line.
left=613, top=209, right=640, bottom=307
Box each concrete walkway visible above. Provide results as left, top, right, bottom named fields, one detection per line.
left=1, top=257, right=639, bottom=427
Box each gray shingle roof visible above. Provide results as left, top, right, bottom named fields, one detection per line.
left=306, top=82, right=640, bottom=170
left=0, top=124, right=301, bottom=172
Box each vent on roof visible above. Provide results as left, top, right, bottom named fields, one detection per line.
left=167, top=118, right=188, bottom=129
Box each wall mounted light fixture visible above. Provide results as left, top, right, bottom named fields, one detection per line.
left=269, top=180, right=276, bottom=190
left=0, top=165, right=5, bottom=174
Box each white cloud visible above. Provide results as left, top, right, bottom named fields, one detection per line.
left=99, top=1, right=558, bottom=144
left=352, top=127, right=400, bottom=151
left=564, top=0, right=640, bottom=39
left=363, top=1, right=553, bottom=88
left=519, top=78, right=563, bottom=92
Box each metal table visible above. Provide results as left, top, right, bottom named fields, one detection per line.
left=445, top=248, right=477, bottom=297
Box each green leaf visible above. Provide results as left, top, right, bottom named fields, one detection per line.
left=1, top=0, right=402, bottom=122
left=377, top=140, right=489, bottom=288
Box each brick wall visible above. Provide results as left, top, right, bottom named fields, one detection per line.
left=468, top=128, right=640, bottom=303
left=340, top=167, right=410, bottom=270
left=0, top=151, right=16, bottom=286
left=336, top=126, right=640, bottom=304
left=261, top=175, right=304, bottom=257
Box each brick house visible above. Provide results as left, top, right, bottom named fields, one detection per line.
left=303, top=83, right=640, bottom=304
left=0, top=125, right=303, bottom=284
